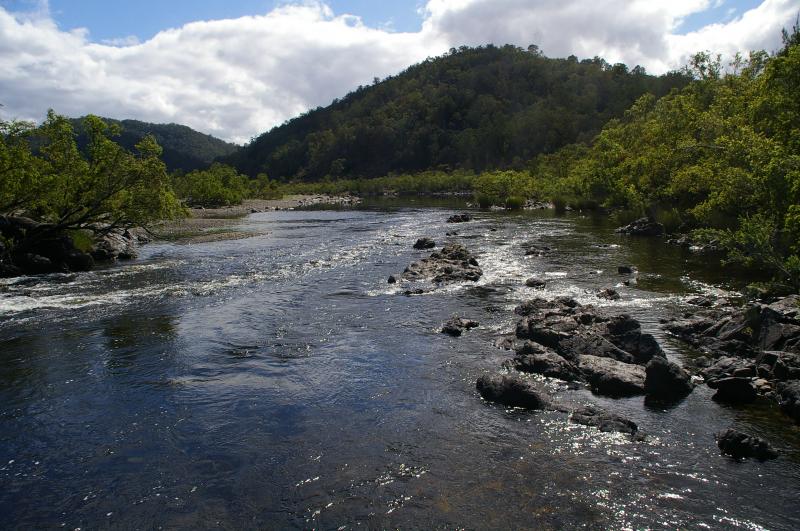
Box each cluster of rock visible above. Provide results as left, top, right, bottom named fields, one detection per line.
left=298, top=195, right=360, bottom=207
left=665, top=295, right=800, bottom=422
left=0, top=216, right=146, bottom=277
left=395, top=243, right=483, bottom=285
left=615, top=217, right=664, bottom=237
left=475, top=297, right=697, bottom=439
left=510, top=297, right=693, bottom=400
left=446, top=214, right=472, bottom=223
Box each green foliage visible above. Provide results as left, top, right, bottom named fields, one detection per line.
left=532, top=29, right=800, bottom=290
left=472, top=170, right=536, bottom=207
left=280, top=170, right=475, bottom=196
left=1, top=111, right=183, bottom=233
left=172, top=163, right=251, bottom=207
left=696, top=214, right=800, bottom=290
left=225, top=45, right=689, bottom=181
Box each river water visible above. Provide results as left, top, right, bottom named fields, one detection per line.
left=1, top=200, right=799, bottom=529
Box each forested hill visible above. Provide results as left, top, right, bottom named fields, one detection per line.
left=223, top=45, right=691, bottom=181
left=70, top=117, right=240, bottom=173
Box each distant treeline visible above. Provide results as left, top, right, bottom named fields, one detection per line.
left=223, top=44, right=690, bottom=180
left=69, top=117, right=240, bottom=173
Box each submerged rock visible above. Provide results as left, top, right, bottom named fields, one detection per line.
left=570, top=405, right=639, bottom=435
left=716, top=429, right=778, bottom=460
left=525, top=277, right=546, bottom=288
left=615, top=217, right=664, bottom=237
left=644, top=357, right=694, bottom=401
left=413, top=237, right=436, bottom=250
left=447, top=214, right=471, bottom=223
left=441, top=317, right=479, bottom=337
left=578, top=355, right=646, bottom=397
left=709, top=377, right=758, bottom=404
left=777, top=381, right=800, bottom=422
left=597, top=288, right=620, bottom=300
left=476, top=374, right=550, bottom=409
left=524, top=244, right=552, bottom=256
left=400, top=243, right=482, bottom=284
left=618, top=265, right=635, bottom=274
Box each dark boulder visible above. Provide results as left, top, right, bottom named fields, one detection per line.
left=525, top=277, right=546, bottom=289
left=413, top=237, right=435, bottom=250
left=709, top=377, right=757, bottom=403
left=618, top=265, right=635, bottom=274
left=615, top=217, right=664, bottom=237
left=441, top=317, right=479, bottom=337
left=578, top=355, right=646, bottom=397
left=570, top=406, right=639, bottom=435
left=777, top=381, right=800, bottom=422
left=387, top=275, right=397, bottom=284
left=0, top=262, right=22, bottom=278
left=644, top=357, right=694, bottom=400
left=14, top=253, right=56, bottom=274
left=476, top=374, right=550, bottom=409
left=447, top=214, right=471, bottom=223
left=513, top=342, right=581, bottom=381
left=716, top=429, right=777, bottom=460
left=603, top=314, right=664, bottom=365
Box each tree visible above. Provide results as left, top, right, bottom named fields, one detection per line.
left=1, top=111, right=183, bottom=237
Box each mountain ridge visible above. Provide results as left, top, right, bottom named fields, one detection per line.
left=223, top=44, right=691, bottom=181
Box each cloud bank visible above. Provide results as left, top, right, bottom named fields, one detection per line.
left=0, top=0, right=796, bottom=143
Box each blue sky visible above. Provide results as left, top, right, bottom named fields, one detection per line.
left=679, top=0, right=765, bottom=32
left=16, top=0, right=425, bottom=41
left=4, top=0, right=765, bottom=43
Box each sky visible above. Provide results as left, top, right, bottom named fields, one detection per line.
left=0, top=0, right=796, bottom=143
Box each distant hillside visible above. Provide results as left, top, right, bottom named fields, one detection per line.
left=224, top=44, right=691, bottom=181
left=70, top=117, right=240, bottom=173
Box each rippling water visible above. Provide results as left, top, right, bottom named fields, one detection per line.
left=1, top=200, right=799, bottom=529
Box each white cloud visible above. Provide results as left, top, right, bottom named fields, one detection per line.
left=0, top=0, right=796, bottom=143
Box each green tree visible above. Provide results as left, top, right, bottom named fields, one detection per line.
left=2, top=111, right=183, bottom=235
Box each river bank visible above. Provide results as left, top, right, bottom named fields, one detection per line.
left=152, top=195, right=361, bottom=243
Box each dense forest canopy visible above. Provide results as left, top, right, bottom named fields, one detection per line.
left=223, top=44, right=691, bottom=180
left=69, top=117, right=240, bottom=173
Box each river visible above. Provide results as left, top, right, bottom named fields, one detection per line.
left=1, top=199, right=799, bottom=529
